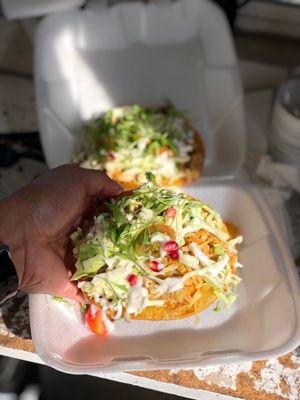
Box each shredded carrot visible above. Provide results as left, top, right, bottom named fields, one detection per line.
left=149, top=223, right=175, bottom=239
left=225, top=221, right=239, bottom=238
left=158, top=145, right=170, bottom=154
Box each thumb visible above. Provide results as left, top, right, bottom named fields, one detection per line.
left=75, top=166, right=123, bottom=200
left=53, top=278, right=84, bottom=303
left=21, top=244, right=83, bottom=302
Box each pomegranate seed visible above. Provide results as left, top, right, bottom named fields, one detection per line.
left=164, top=240, right=179, bottom=253
left=165, top=207, right=177, bottom=218
left=150, top=260, right=164, bottom=272
left=108, top=151, right=115, bottom=160
left=168, top=250, right=180, bottom=260
left=127, top=274, right=139, bottom=286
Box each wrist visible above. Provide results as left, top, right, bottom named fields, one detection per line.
left=0, top=195, right=25, bottom=286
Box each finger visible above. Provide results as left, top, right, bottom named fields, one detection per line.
left=52, top=280, right=84, bottom=303
left=21, top=244, right=83, bottom=302
left=27, top=269, right=83, bottom=302
left=73, top=165, right=123, bottom=199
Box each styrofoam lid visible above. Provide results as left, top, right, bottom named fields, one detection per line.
left=0, top=0, right=85, bottom=19
left=35, top=0, right=246, bottom=177
left=271, top=78, right=300, bottom=150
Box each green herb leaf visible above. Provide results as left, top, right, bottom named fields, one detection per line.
left=111, top=282, right=128, bottom=292
left=145, top=171, right=155, bottom=182
left=81, top=303, right=88, bottom=313
left=53, top=296, right=66, bottom=303
left=213, top=244, right=224, bottom=256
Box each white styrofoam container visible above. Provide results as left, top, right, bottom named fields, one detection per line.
left=34, top=0, right=246, bottom=178
left=30, top=184, right=300, bottom=372
left=1, top=0, right=85, bottom=19
left=270, top=76, right=300, bottom=166
left=28, top=0, right=300, bottom=373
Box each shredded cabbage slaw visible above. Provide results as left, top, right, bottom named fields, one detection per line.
left=71, top=174, right=243, bottom=321
left=73, top=104, right=201, bottom=187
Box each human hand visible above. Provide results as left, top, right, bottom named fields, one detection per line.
left=0, top=165, right=123, bottom=301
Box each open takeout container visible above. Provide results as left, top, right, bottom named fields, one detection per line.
left=30, top=183, right=300, bottom=373
left=33, top=0, right=246, bottom=178
left=9, top=0, right=298, bottom=372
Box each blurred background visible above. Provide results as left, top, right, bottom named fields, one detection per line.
left=0, top=0, right=299, bottom=399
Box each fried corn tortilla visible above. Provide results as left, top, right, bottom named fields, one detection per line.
left=72, top=175, right=243, bottom=326
left=134, top=277, right=216, bottom=321
left=72, top=104, right=204, bottom=189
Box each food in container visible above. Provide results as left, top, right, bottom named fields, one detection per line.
left=71, top=174, right=243, bottom=334
left=29, top=0, right=300, bottom=370
left=72, top=103, right=204, bottom=189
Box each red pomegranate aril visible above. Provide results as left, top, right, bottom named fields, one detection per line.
left=108, top=151, right=115, bottom=160
left=150, top=260, right=164, bottom=272
left=127, top=274, right=139, bottom=286
left=169, top=250, right=180, bottom=260
left=165, top=207, right=177, bottom=218
left=164, top=240, right=179, bottom=253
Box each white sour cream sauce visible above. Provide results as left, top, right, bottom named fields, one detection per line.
left=126, top=287, right=148, bottom=315
left=188, top=243, right=210, bottom=266
left=125, top=241, right=239, bottom=315
left=188, top=242, right=230, bottom=277
left=160, top=277, right=184, bottom=293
